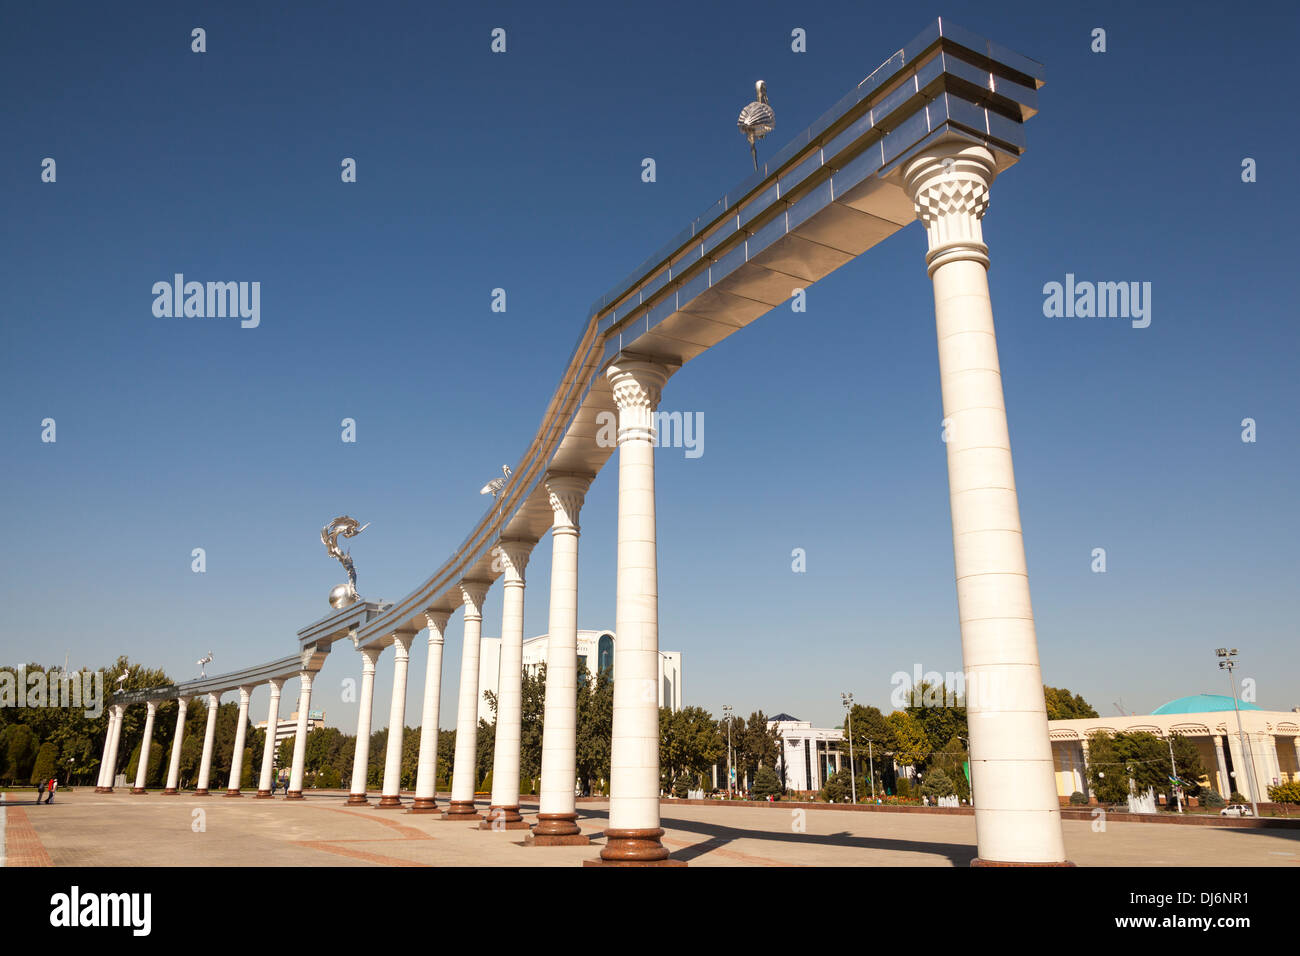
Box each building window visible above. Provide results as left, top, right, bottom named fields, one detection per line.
left=598, top=634, right=614, bottom=676
left=804, top=739, right=812, bottom=791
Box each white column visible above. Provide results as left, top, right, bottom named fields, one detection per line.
left=163, top=697, right=190, bottom=794
left=347, top=646, right=383, bottom=805
left=96, top=706, right=120, bottom=791
left=412, top=611, right=451, bottom=812
left=256, top=678, right=284, bottom=797
left=903, top=143, right=1066, bottom=865
left=601, top=359, right=673, bottom=864
left=1078, top=739, right=1092, bottom=800
left=534, top=474, right=592, bottom=843
left=195, top=692, right=221, bottom=795
left=224, top=686, right=253, bottom=796
left=1214, top=736, right=1231, bottom=796
left=286, top=672, right=316, bottom=799
left=103, top=704, right=126, bottom=791
left=132, top=701, right=158, bottom=793
left=1293, top=738, right=1300, bottom=784
left=445, top=581, right=490, bottom=819
left=379, top=633, right=416, bottom=808
left=484, top=540, right=534, bottom=829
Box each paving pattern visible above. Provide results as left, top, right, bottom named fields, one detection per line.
left=4, top=790, right=1299, bottom=867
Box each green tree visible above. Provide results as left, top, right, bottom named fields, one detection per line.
left=1085, top=731, right=1128, bottom=803
left=30, top=741, right=58, bottom=786
left=659, top=706, right=722, bottom=794
left=921, top=768, right=956, bottom=799
left=886, top=710, right=928, bottom=782
left=576, top=663, right=613, bottom=795
left=752, top=766, right=782, bottom=800
left=1043, top=686, right=1100, bottom=720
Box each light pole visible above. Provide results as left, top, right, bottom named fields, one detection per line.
left=868, top=740, right=876, bottom=802
left=1217, top=648, right=1260, bottom=817
left=841, top=693, right=857, bottom=804
left=1165, top=735, right=1183, bottom=813
left=722, top=704, right=734, bottom=798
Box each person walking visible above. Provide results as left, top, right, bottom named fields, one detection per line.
left=45, top=777, right=57, bottom=804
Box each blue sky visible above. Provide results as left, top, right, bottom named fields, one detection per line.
left=2, top=0, right=1296, bottom=733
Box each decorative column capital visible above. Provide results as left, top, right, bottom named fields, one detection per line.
left=606, top=360, right=669, bottom=444
left=424, top=610, right=452, bottom=642
left=359, top=645, right=382, bottom=672
left=205, top=692, right=220, bottom=709
left=495, top=539, right=535, bottom=586
left=145, top=700, right=158, bottom=716
left=902, top=143, right=998, bottom=276
left=546, top=473, right=592, bottom=533
left=267, top=677, right=286, bottom=695
left=461, top=580, right=490, bottom=621
left=391, top=632, right=415, bottom=659
left=238, top=686, right=253, bottom=706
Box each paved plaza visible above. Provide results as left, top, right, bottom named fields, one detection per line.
left=4, top=791, right=1298, bottom=867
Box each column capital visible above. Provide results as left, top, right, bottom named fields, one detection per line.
left=267, top=677, right=286, bottom=694
left=495, top=539, right=535, bottom=586
left=237, top=686, right=253, bottom=705
left=205, top=691, right=220, bottom=708
left=391, top=631, right=415, bottom=658
left=546, top=473, right=592, bottom=533
left=359, top=645, right=383, bottom=671
left=902, top=142, right=997, bottom=276
left=145, top=699, right=158, bottom=716
left=424, top=609, right=452, bottom=640
left=461, top=580, right=490, bottom=621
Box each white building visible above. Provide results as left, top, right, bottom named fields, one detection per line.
left=769, top=714, right=846, bottom=794
left=478, top=630, right=682, bottom=723
left=255, top=710, right=324, bottom=751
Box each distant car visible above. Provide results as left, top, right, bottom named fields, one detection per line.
left=1220, top=804, right=1253, bottom=817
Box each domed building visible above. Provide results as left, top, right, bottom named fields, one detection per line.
left=1047, top=694, right=1299, bottom=803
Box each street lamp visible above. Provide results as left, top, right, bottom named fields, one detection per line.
left=841, top=693, right=857, bottom=804
left=1216, top=648, right=1260, bottom=818
left=722, top=704, right=734, bottom=798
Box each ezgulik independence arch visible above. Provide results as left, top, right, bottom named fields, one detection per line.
left=97, top=20, right=1061, bottom=866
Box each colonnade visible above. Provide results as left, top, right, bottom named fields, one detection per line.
left=92, top=141, right=1067, bottom=865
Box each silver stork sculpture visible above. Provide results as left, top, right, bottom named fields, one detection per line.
left=479, top=464, right=512, bottom=500
left=322, top=515, right=369, bottom=608
left=737, top=80, right=775, bottom=171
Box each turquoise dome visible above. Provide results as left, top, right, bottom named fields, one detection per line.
left=1151, top=694, right=1261, bottom=716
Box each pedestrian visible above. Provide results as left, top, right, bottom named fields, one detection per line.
left=270, top=775, right=277, bottom=796
left=46, top=777, right=57, bottom=804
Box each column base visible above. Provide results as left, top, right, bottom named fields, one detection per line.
left=162, top=788, right=179, bottom=795
left=284, top=790, right=304, bottom=800
left=597, top=828, right=678, bottom=864
left=528, top=831, right=591, bottom=846
left=407, top=797, right=439, bottom=813
left=440, top=801, right=482, bottom=821
left=480, top=806, right=530, bottom=830
left=376, top=795, right=404, bottom=809
left=971, top=858, right=1076, bottom=867
left=130, top=788, right=147, bottom=794
left=194, top=789, right=210, bottom=796
left=94, top=787, right=110, bottom=793
left=345, top=794, right=370, bottom=806
left=223, top=790, right=242, bottom=797
left=533, top=812, right=583, bottom=837
left=254, top=790, right=273, bottom=798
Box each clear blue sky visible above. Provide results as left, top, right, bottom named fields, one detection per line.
left=2, top=0, right=1296, bottom=733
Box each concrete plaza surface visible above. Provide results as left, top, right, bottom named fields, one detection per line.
left=3, top=791, right=1298, bottom=867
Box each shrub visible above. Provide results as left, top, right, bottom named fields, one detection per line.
left=671, top=776, right=690, bottom=798
left=752, top=766, right=782, bottom=800
left=1201, top=790, right=1225, bottom=809
left=895, top=777, right=914, bottom=798
left=1229, top=791, right=1247, bottom=804
left=819, top=770, right=852, bottom=803
left=1068, top=791, right=1089, bottom=805
left=920, top=769, right=956, bottom=799
left=1267, top=781, right=1300, bottom=805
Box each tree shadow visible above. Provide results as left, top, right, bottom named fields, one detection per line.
left=575, top=806, right=976, bottom=866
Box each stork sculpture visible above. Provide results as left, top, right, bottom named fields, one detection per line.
left=737, top=80, right=775, bottom=171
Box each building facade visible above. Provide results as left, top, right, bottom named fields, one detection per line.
left=1048, top=695, right=1300, bottom=802
left=478, top=630, right=682, bottom=723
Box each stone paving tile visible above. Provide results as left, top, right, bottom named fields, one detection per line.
left=7, top=790, right=1300, bottom=867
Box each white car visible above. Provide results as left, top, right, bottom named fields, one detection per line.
left=1220, top=804, right=1253, bottom=817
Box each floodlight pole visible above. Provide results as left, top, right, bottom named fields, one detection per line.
left=1166, top=735, right=1183, bottom=813
left=1217, top=650, right=1260, bottom=817
left=841, top=693, right=857, bottom=804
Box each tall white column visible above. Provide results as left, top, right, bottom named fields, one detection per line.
left=534, top=474, right=592, bottom=844
left=256, top=678, right=284, bottom=797
left=1214, top=736, right=1231, bottom=797
left=903, top=142, right=1067, bottom=865
left=412, top=611, right=451, bottom=812
left=444, top=581, right=490, bottom=820
left=347, top=646, right=383, bottom=805
left=379, top=633, right=416, bottom=808
left=132, top=700, right=158, bottom=793
left=195, top=692, right=221, bottom=795
left=95, top=706, right=120, bottom=792
left=1293, top=738, right=1300, bottom=784
left=286, top=672, right=316, bottom=799
left=224, top=685, right=253, bottom=796
left=484, top=540, right=534, bottom=830
left=103, top=704, right=126, bottom=792
left=163, top=697, right=190, bottom=794
left=1078, top=739, right=1092, bottom=800
left=600, top=359, right=674, bottom=864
